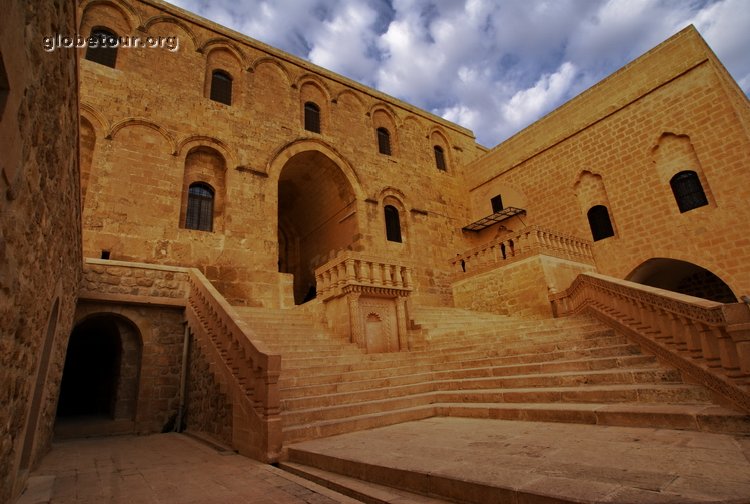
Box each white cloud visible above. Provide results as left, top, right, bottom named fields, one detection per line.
left=502, top=62, right=578, bottom=128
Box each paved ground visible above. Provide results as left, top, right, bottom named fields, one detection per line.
left=17, top=419, right=750, bottom=504
left=288, top=417, right=750, bottom=503
left=17, top=433, right=362, bottom=504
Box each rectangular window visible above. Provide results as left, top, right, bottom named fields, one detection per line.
left=491, top=195, right=503, bottom=213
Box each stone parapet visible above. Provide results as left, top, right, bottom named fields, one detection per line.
left=451, top=225, right=594, bottom=279
left=80, top=259, right=190, bottom=305
left=315, top=251, right=413, bottom=301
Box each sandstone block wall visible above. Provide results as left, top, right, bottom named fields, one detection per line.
left=452, top=256, right=595, bottom=319
left=73, top=301, right=185, bottom=434
left=0, top=1, right=81, bottom=500
left=184, top=336, right=233, bottom=445
left=81, top=259, right=190, bottom=301
left=77, top=0, right=484, bottom=308
left=463, top=27, right=750, bottom=299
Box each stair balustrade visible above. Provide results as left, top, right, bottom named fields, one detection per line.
left=185, top=270, right=282, bottom=462
left=550, top=272, right=750, bottom=412
left=80, top=259, right=282, bottom=462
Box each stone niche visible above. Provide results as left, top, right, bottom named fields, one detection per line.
left=315, top=252, right=412, bottom=352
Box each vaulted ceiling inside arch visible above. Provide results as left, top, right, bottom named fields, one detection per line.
left=278, top=150, right=356, bottom=239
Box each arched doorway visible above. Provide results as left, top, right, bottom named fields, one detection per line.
left=56, top=315, right=141, bottom=435
left=627, top=258, right=737, bottom=303
left=278, top=150, right=360, bottom=304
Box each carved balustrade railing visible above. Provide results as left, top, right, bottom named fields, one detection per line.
left=550, top=272, right=750, bottom=412
left=451, top=225, right=594, bottom=277
left=315, top=251, right=413, bottom=300
left=185, top=270, right=282, bottom=461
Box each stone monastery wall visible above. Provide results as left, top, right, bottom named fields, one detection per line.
left=464, top=27, right=750, bottom=299
left=78, top=0, right=484, bottom=307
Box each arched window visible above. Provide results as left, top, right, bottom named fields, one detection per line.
left=384, top=205, right=402, bottom=242
left=304, top=102, right=320, bottom=133
left=670, top=170, right=708, bottom=213
left=490, top=194, right=503, bottom=213
left=185, top=183, right=214, bottom=231
left=587, top=205, right=615, bottom=242
left=434, top=146, right=446, bottom=171
left=85, top=28, right=118, bottom=68
left=377, top=127, right=391, bottom=155
left=210, top=70, right=232, bottom=105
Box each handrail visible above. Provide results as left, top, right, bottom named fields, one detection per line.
left=452, top=225, right=594, bottom=277
left=550, top=272, right=750, bottom=412
left=315, top=250, right=413, bottom=301
left=185, top=270, right=282, bottom=461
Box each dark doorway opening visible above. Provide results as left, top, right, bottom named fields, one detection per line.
left=57, top=317, right=121, bottom=419
left=277, top=150, right=358, bottom=304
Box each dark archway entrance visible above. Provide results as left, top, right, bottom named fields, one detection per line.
left=56, top=315, right=141, bottom=436
left=627, top=258, right=737, bottom=303
left=278, top=150, right=359, bottom=304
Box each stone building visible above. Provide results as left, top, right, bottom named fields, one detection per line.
left=3, top=0, right=750, bottom=502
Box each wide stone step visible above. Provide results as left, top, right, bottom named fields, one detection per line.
left=279, top=461, right=451, bottom=504
left=423, top=328, right=619, bottom=351
left=284, top=417, right=750, bottom=503
left=281, top=367, right=680, bottom=409
left=282, top=405, right=437, bottom=444
left=278, top=341, right=644, bottom=378
left=432, top=354, right=658, bottom=380
left=283, top=393, right=436, bottom=426
left=282, top=384, right=711, bottom=428
left=435, top=383, right=711, bottom=405
left=282, top=379, right=436, bottom=410
left=437, top=402, right=750, bottom=435
left=279, top=354, right=659, bottom=392
left=281, top=370, right=435, bottom=399
left=280, top=334, right=633, bottom=372
left=435, top=367, right=682, bottom=391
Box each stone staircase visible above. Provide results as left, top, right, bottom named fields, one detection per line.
left=232, top=304, right=750, bottom=447
left=229, top=303, right=750, bottom=502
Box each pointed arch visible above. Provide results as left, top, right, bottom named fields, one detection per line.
left=141, top=15, right=198, bottom=50
left=176, top=135, right=235, bottom=167
left=108, top=118, right=177, bottom=155
left=80, top=0, right=141, bottom=32
left=294, top=74, right=333, bottom=102
left=267, top=139, right=364, bottom=200
left=79, top=103, right=109, bottom=136
left=198, top=38, right=246, bottom=68
left=368, top=102, right=400, bottom=125
left=334, top=89, right=366, bottom=109
left=248, top=56, right=293, bottom=86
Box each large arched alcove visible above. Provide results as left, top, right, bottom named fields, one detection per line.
left=278, top=150, right=359, bottom=304
left=626, top=258, right=737, bottom=303
left=56, top=315, right=142, bottom=425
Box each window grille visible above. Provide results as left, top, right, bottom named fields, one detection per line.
left=377, top=127, right=391, bottom=155
left=670, top=170, right=708, bottom=213
left=85, top=29, right=118, bottom=68
left=210, top=70, right=232, bottom=105
left=186, top=183, right=214, bottom=231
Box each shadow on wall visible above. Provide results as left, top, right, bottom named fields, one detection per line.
left=627, top=258, right=737, bottom=303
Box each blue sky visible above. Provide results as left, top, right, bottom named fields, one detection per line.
left=169, top=0, right=750, bottom=147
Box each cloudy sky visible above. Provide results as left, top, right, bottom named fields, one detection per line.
left=169, top=0, right=749, bottom=147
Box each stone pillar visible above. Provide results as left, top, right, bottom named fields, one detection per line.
left=347, top=292, right=364, bottom=348
left=396, top=296, right=408, bottom=351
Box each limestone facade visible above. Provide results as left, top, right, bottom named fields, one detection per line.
left=0, top=1, right=81, bottom=501
left=3, top=0, right=750, bottom=499
left=75, top=0, right=750, bottom=318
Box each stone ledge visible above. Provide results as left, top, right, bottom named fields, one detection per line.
left=78, top=290, right=187, bottom=308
